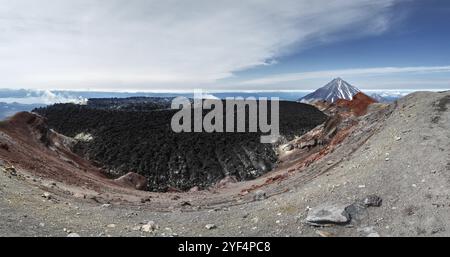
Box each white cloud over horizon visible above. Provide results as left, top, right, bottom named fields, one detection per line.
left=0, top=0, right=402, bottom=90
left=238, top=66, right=450, bottom=88
left=0, top=89, right=86, bottom=104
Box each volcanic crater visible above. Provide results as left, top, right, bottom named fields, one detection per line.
left=33, top=98, right=327, bottom=192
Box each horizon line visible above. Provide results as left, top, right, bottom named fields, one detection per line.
left=1, top=88, right=449, bottom=94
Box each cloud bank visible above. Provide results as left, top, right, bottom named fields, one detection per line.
left=0, top=89, right=87, bottom=104
left=239, top=66, right=450, bottom=85
left=0, top=0, right=400, bottom=90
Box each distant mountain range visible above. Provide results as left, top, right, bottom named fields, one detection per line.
left=369, top=92, right=404, bottom=103
left=0, top=102, right=46, bottom=120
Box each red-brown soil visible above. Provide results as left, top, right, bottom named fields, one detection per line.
left=335, top=92, right=377, bottom=116
left=0, top=112, right=114, bottom=191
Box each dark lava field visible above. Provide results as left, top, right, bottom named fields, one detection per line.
left=34, top=98, right=326, bottom=191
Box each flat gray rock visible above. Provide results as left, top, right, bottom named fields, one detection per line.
left=306, top=204, right=350, bottom=226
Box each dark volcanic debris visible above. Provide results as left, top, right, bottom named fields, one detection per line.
left=34, top=99, right=327, bottom=192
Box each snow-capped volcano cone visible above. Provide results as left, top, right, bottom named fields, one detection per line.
left=300, top=78, right=361, bottom=103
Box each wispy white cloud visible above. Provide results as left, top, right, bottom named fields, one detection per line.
left=0, top=0, right=400, bottom=90
left=239, top=66, right=450, bottom=86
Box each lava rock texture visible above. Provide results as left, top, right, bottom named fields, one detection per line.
left=34, top=98, right=326, bottom=191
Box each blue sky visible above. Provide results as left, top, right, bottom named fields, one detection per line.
left=0, top=0, right=449, bottom=91
left=226, top=0, right=450, bottom=90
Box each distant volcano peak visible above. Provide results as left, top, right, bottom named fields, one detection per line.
left=300, top=78, right=361, bottom=103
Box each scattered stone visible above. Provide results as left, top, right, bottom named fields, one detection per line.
left=140, top=197, right=151, bottom=203
left=5, top=166, right=16, bottom=176
left=89, top=196, right=101, bottom=203
left=300, top=140, right=316, bottom=149
left=367, top=232, right=380, bottom=237
left=431, top=227, right=445, bottom=235
left=240, top=190, right=249, bottom=196
left=358, top=227, right=380, bottom=237
left=189, top=186, right=200, bottom=192
left=107, top=224, right=116, bottom=228
left=253, top=190, right=267, bottom=201
left=305, top=204, right=350, bottom=226
left=181, top=201, right=192, bottom=206
left=344, top=201, right=368, bottom=222
left=205, top=224, right=217, bottom=230
left=74, top=132, right=94, bottom=142
left=316, top=230, right=334, bottom=237
left=42, top=192, right=52, bottom=199
left=216, top=176, right=237, bottom=188
left=358, top=184, right=366, bottom=188
left=363, top=195, right=382, bottom=207
left=131, top=226, right=141, bottom=231
left=283, top=144, right=294, bottom=151
left=67, top=233, right=80, bottom=237
left=141, top=221, right=159, bottom=232
left=73, top=192, right=86, bottom=199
